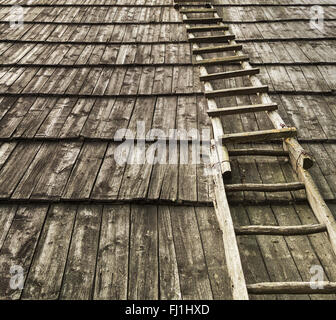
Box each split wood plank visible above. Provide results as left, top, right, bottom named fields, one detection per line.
left=271, top=204, right=336, bottom=300
left=91, top=143, right=129, bottom=201
left=128, top=205, right=158, bottom=300
left=94, top=205, right=130, bottom=300
left=0, top=142, right=17, bottom=171
left=127, top=97, right=156, bottom=139
left=196, top=95, right=213, bottom=203
left=158, top=206, right=182, bottom=300
left=0, top=97, right=37, bottom=138
left=62, top=142, right=108, bottom=200
left=27, top=142, right=82, bottom=200
left=12, top=98, right=55, bottom=139
left=22, top=204, right=77, bottom=300
left=118, top=144, right=153, bottom=201
left=179, top=143, right=197, bottom=202
left=170, top=206, right=213, bottom=299
left=159, top=142, right=179, bottom=202
left=59, top=98, right=96, bottom=138
left=100, top=97, right=135, bottom=139
left=60, top=205, right=102, bottom=300
left=195, top=206, right=233, bottom=299
left=294, top=204, right=336, bottom=288
left=0, top=204, right=17, bottom=251
left=233, top=143, right=266, bottom=203
left=147, top=97, right=178, bottom=201
left=305, top=144, right=336, bottom=198
left=0, top=142, right=41, bottom=199
left=80, top=98, right=116, bottom=138
left=230, top=205, right=276, bottom=300
left=0, top=205, right=48, bottom=300
left=11, top=142, right=59, bottom=199
left=254, top=143, right=294, bottom=202
left=246, top=205, right=310, bottom=300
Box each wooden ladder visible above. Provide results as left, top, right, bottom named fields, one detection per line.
left=174, top=0, right=336, bottom=299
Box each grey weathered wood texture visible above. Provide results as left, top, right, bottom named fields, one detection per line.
left=0, top=0, right=336, bottom=301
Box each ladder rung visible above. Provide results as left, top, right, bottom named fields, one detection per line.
left=189, top=34, right=235, bottom=43
left=187, top=25, right=229, bottom=33
left=180, top=8, right=216, bottom=13
left=219, top=128, right=297, bottom=143
left=247, top=282, right=336, bottom=295
left=183, top=17, right=222, bottom=24
left=228, top=148, right=289, bottom=157
left=205, top=85, right=268, bottom=98
left=195, top=55, right=249, bottom=66
left=193, top=44, right=242, bottom=55
left=175, top=0, right=209, bottom=2
left=207, top=103, right=278, bottom=117
left=235, top=224, right=326, bottom=236
left=200, top=68, right=259, bottom=81
left=225, top=182, right=305, bottom=192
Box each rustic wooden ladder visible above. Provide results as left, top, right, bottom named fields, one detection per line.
left=174, top=0, right=336, bottom=299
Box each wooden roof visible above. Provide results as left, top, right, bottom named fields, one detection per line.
left=0, top=0, right=336, bottom=300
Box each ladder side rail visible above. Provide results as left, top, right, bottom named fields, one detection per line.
left=184, top=15, right=231, bottom=179
left=210, top=141, right=249, bottom=300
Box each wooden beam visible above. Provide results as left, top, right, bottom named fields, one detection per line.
left=225, top=182, right=305, bottom=192
left=183, top=17, right=222, bottom=24
left=205, top=85, right=268, bottom=98
left=219, top=128, right=297, bottom=144
left=295, top=165, right=336, bottom=259
left=180, top=8, right=216, bottom=13
left=235, top=224, right=327, bottom=236
left=284, top=139, right=314, bottom=170
left=175, top=0, right=209, bottom=2
left=187, top=25, right=229, bottom=33
left=189, top=34, right=235, bottom=43
left=200, top=68, right=259, bottom=81
left=228, top=148, right=289, bottom=157
left=207, top=103, right=277, bottom=117
left=210, top=142, right=249, bottom=300
left=195, top=55, right=248, bottom=66
left=247, top=282, right=336, bottom=294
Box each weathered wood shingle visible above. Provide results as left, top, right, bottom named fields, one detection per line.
left=1, top=0, right=336, bottom=300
